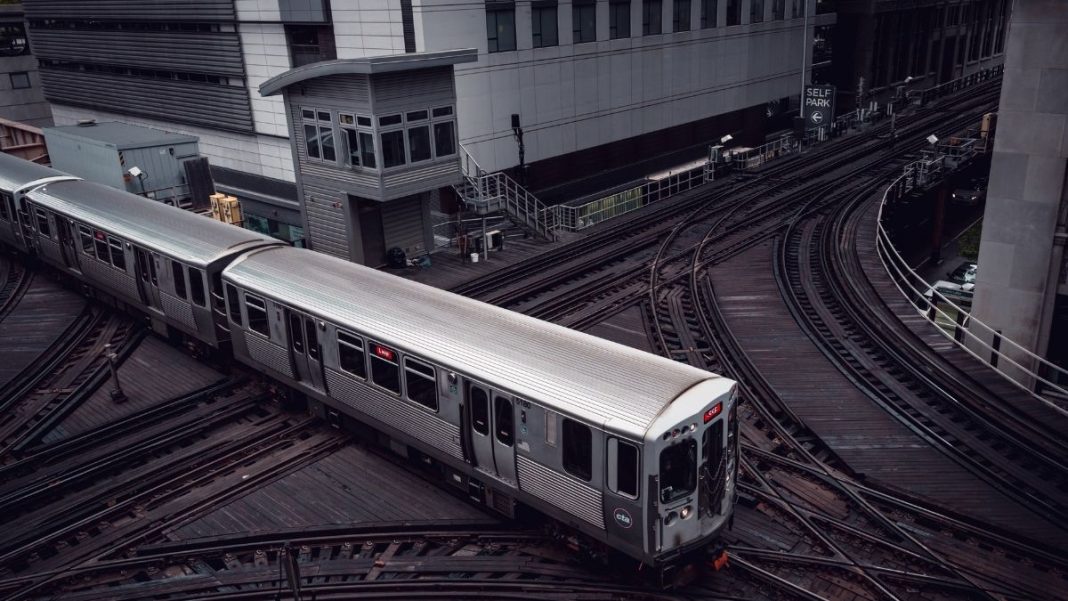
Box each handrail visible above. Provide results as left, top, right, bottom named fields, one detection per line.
left=875, top=163, right=1068, bottom=411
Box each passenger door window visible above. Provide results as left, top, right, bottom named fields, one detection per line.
left=305, top=317, right=320, bottom=361
left=289, top=312, right=304, bottom=354
left=494, top=395, right=513, bottom=446
left=562, top=419, right=592, bottom=481
left=226, top=284, right=243, bottom=326
left=608, top=438, right=640, bottom=498
left=171, top=260, right=187, bottom=298
left=188, top=267, right=206, bottom=306
left=471, top=387, right=489, bottom=435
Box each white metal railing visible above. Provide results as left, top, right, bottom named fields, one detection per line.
left=909, top=64, right=1004, bottom=106
left=731, top=136, right=800, bottom=170
left=455, top=145, right=556, bottom=240
left=876, top=164, right=1068, bottom=410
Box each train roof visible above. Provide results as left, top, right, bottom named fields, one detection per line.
left=224, top=246, right=733, bottom=438
left=28, top=179, right=281, bottom=266
left=0, top=152, right=70, bottom=192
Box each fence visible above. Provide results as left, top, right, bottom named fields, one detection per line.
left=875, top=160, right=1068, bottom=409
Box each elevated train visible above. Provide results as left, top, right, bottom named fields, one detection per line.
left=0, top=153, right=738, bottom=571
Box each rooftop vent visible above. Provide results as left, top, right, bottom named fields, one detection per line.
left=76, top=119, right=96, bottom=127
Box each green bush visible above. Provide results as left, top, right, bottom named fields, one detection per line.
left=957, top=221, right=982, bottom=260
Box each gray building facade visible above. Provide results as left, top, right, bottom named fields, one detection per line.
left=0, top=3, right=50, bottom=127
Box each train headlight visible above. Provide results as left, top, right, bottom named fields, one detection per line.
left=680, top=506, right=692, bottom=519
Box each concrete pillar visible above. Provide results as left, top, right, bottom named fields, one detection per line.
left=969, top=0, right=1068, bottom=381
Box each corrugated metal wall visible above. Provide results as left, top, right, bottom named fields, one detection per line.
left=302, top=181, right=350, bottom=260
left=30, top=29, right=246, bottom=76
left=23, top=0, right=235, bottom=21
left=371, top=68, right=453, bottom=112
left=24, top=0, right=252, bottom=132
left=381, top=194, right=427, bottom=257
left=38, top=69, right=253, bottom=132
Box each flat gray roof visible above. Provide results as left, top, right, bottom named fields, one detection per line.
left=44, top=122, right=199, bottom=150
left=259, top=49, right=479, bottom=97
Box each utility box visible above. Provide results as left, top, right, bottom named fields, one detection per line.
left=43, top=121, right=201, bottom=206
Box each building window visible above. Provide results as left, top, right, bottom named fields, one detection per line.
left=531, top=2, right=559, bottom=48
left=750, top=0, right=764, bottom=23
left=772, top=0, right=785, bottom=19
left=609, top=0, right=631, bottom=38
left=643, top=0, right=662, bottom=35
left=338, top=113, right=376, bottom=169
left=573, top=1, right=597, bottom=43
left=285, top=25, right=336, bottom=68
left=380, top=130, right=406, bottom=168
left=0, top=24, right=27, bottom=57
left=408, top=126, right=432, bottom=163
left=486, top=2, right=517, bottom=52
left=726, top=0, right=741, bottom=25
left=9, top=72, right=29, bottom=89
left=701, top=0, right=717, bottom=27
left=301, top=107, right=335, bottom=163
left=674, top=0, right=692, bottom=31
left=433, top=121, right=456, bottom=158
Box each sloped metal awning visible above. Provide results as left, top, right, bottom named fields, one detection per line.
left=259, top=49, right=479, bottom=97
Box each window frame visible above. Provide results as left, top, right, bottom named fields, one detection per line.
left=171, top=259, right=187, bottom=299
left=642, top=0, right=663, bottom=35
left=609, top=0, right=632, bottom=39
left=486, top=2, right=517, bottom=53
left=188, top=266, right=206, bottom=307
left=404, top=356, right=438, bottom=411
left=337, top=329, right=367, bottom=379
left=77, top=224, right=94, bottom=255
left=338, top=112, right=377, bottom=170
left=368, top=340, right=402, bottom=395
left=531, top=2, right=559, bottom=48
left=301, top=106, right=336, bottom=164
left=225, top=283, right=243, bottom=326
left=572, top=1, right=597, bottom=43
left=245, top=294, right=270, bottom=338
left=9, top=71, right=29, bottom=90
left=608, top=438, right=640, bottom=499
left=34, top=207, right=51, bottom=238
left=673, top=0, right=692, bottom=32
left=108, top=236, right=126, bottom=271
left=562, top=418, right=593, bottom=481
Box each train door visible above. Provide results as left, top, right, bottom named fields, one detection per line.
left=286, top=308, right=324, bottom=392
left=55, top=217, right=79, bottom=271
left=134, top=247, right=162, bottom=311
left=465, top=383, right=517, bottom=484
left=16, top=197, right=34, bottom=250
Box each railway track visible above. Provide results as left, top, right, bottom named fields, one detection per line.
left=0, top=311, right=142, bottom=458
left=0, top=253, right=30, bottom=322
left=777, top=186, right=1068, bottom=530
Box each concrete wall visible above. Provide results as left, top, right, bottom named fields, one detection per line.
left=970, top=0, right=1068, bottom=373
left=0, top=52, right=51, bottom=126
left=240, top=23, right=292, bottom=138
left=331, top=0, right=408, bottom=58
left=414, top=0, right=814, bottom=172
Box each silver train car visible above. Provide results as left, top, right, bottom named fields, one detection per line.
left=20, top=176, right=280, bottom=345
left=222, top=246, right=739, bottom=565
left=0, top=152, right=739, bottom=569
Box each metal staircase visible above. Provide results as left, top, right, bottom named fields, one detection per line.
left=454, top=145, right=557, bottom=241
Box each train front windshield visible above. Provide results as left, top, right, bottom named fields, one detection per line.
left=659, top=439, right=697, bottom=503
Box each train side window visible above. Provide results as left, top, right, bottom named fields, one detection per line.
left=288, top=312, right=304, bottom=353
left=369, top=342, right=400, bottom=394
left=0, top=194, right=8, bottom=220
left=562, top=419, right=592, bottom=481
left=494, top=395, right=513, bottom=446
left=337, top=330, right=366, bottom=378
left=188, top=267, right=206, bottom=306
left=211, top=272, right=224, bottom=298
left=77, top=225, right=94, bottom=255
left=171, top=261, right=187, bottom=299
left=305, top=318, right=319, bottom=360
left=93, top=231, right=108, bottom=260
left=246, top=294, right=269, bottom=337
left=608, top=438, right=640, bottom=498
left=35, top=208, right=51, bottom=238
left=225, top=284, right=243, bottom=326
left=471, top=387, right=489, bottom=435
left=404, top=357, right=437, bottom=411
left=108, top=237, right=126, bottom=271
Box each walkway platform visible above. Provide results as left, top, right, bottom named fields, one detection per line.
left=396, top=233, right=571, bottom=291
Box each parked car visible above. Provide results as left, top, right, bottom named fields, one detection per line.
left=924, top=279, right=975, bottom=307
left=951, top=184, right=986, bottom=205
left=947, top=261, right=977, bottom=285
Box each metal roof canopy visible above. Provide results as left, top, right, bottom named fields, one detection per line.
left=224, top=246, right=730, bottom=438
left=29, top=179, right=281, bottom=267
left=258, top=49, right=479, bottom=97
left=43, top=122, right=199, bottom=151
